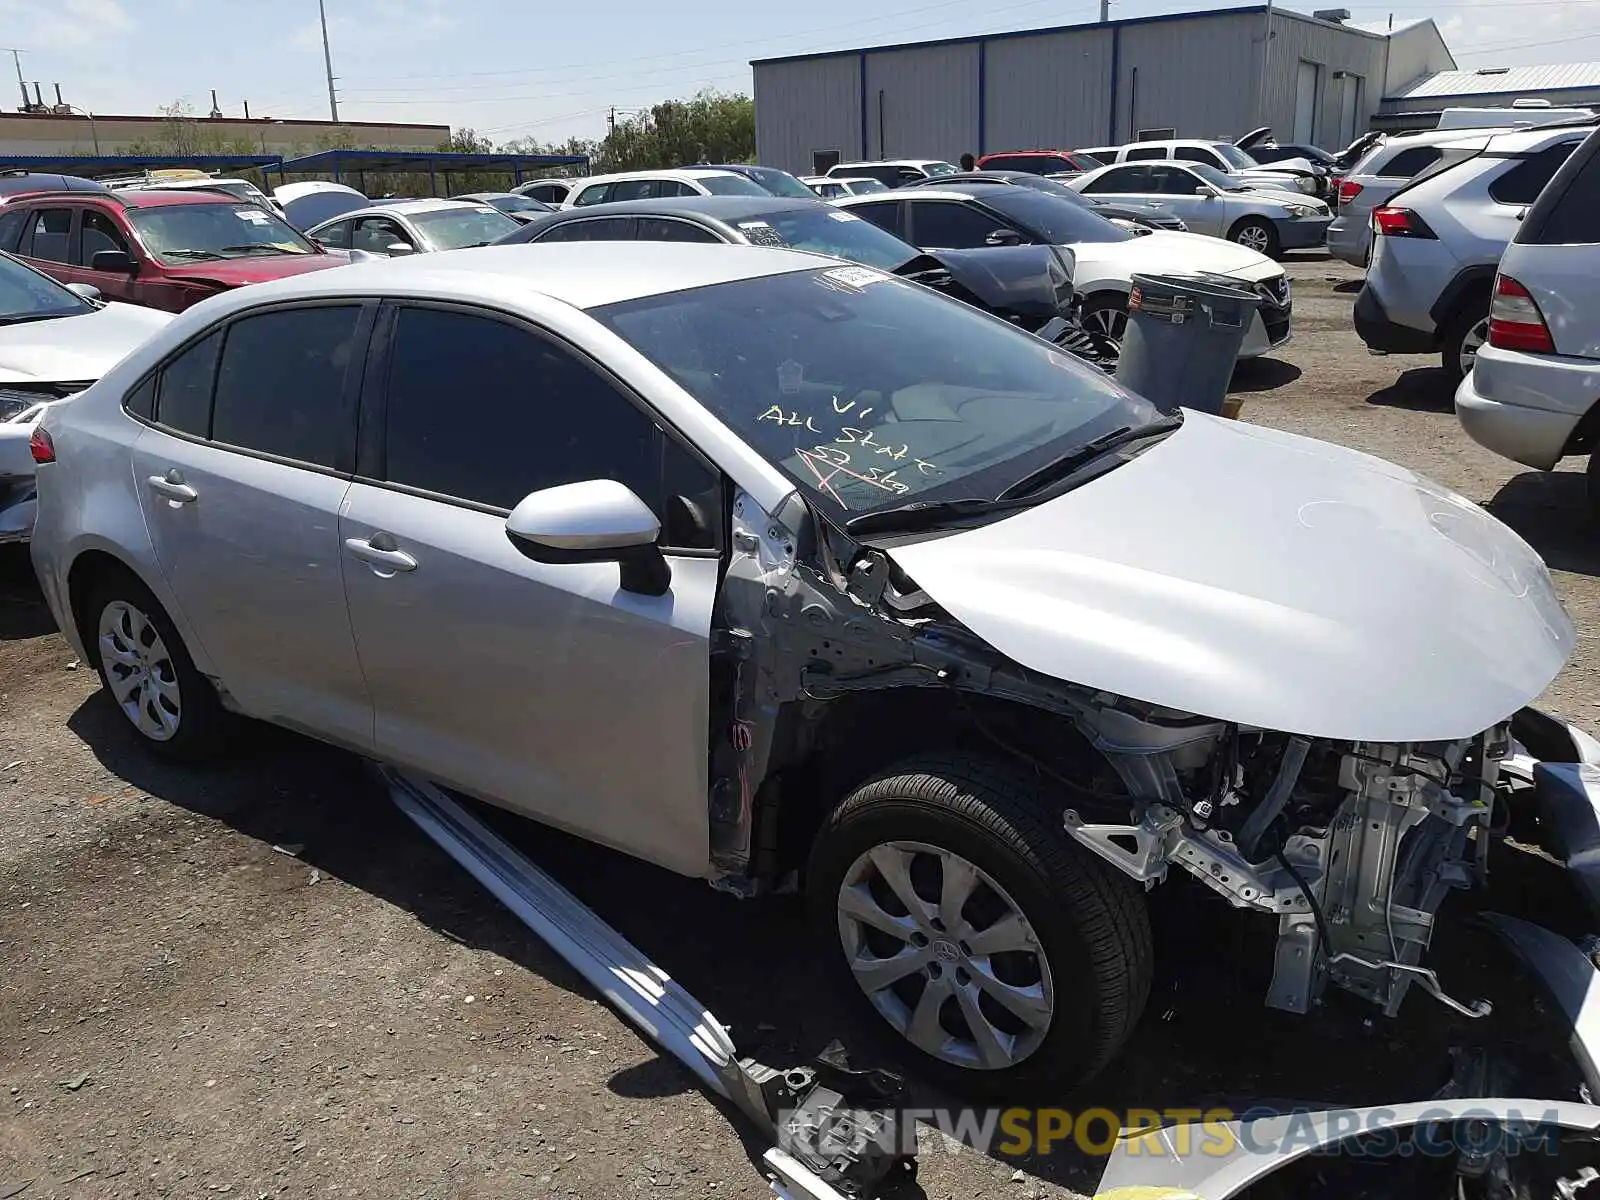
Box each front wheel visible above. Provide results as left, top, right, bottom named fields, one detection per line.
left=1229, top=217, right=1282, bottom=259
left=806, top=753, right=1152, bottom=1097
left=1078, top=294, right=1129, bottom=373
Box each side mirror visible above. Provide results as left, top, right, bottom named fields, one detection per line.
left=1201, top=185, right=1223, bottom=197
left=984, top=228, right=1024, bottom=247
left=90, top=249, right=136, bottom=274
left=504, top=479, right=670, bottom=596
left=386, top=242, right=417, bottom=256
left=66, top=282, right=102, bottom=303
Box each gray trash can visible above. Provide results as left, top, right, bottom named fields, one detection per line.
left=1114, top=273, right=1261, bottom=416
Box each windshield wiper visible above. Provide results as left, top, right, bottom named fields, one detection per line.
left=217, top=244, right=293, bottom=256
left=162, top=248, right=224, bottom=261
left=995, top=415, right=1183, bottom=501
left=0, top=312, right=68, bottom=326
left=843, top=495, right=1038, bottom=537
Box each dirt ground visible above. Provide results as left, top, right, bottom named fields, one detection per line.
left=4, top=253, right=1599, bottom=1200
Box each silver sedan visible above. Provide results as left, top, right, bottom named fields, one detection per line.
left=305, top=198, right=521, bottom=256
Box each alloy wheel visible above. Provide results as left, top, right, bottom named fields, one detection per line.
left=98, top=600, right=181, bottom=741
left=835, top=840, right=1055, bottom=1070
left=1235, top=223, right=1272, bottom=254
left=1082, top=306, right=1126, bottom=370
left=1459, top=316, right=1489, bottom=378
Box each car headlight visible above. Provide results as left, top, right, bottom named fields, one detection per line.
left=1297, top=177, right=1315, bottom=194
left=1285, top=204, right=1312, bottom=217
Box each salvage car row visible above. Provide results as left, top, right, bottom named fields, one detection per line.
left=7, top=124, right=1600, bottom=1133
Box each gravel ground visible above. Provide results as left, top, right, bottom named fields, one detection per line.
left=3, top=253, right=1597, bottom=1200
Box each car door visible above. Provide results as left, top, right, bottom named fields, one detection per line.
left=905, top=199, right=1017, bottom=249
left=351, top=216, right=415, bottom=256
left=338, top=302, right=724, bottom=876
left=128, top=302, right=375, bottom=750
left=1149, top=165, right=1224, bottom=235
left=74, top=207, right=152, bottom=304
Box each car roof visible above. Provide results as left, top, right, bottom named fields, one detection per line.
left=835, top=159, right=948, bottom=168
left=273, top=181, right=366, bottom=201
left=315, top=198, right=494, bottom=223
left=982, top=149, right=1076, bottom=156
left=572, top=168, right=746, bottom=187
left=836, top=186, right=1002, bottom=204
left=521, top=195, right=821, bottom=222
left=192, top=243, right=839, bottom=314
left=456, top=192, right=519, bottom=200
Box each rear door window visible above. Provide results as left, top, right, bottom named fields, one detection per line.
left=1489, top=142, right=1581, bottom=206
left=610, top=178, right=659, bottom=202
left=210, top=305, right=362, bottom=469
left=635, top=217, right=722, bottom=243
left=532, top=217, right=635, bottom=242
left=908, top=200, right=1007, bottom=248
left=0, top=207, right=28, bottom=252
left=155, top=331, right=223, bottom=438
left=1083, top=166, right=1153, bottom=194
left=1125, top=146, right=1166, bottom=162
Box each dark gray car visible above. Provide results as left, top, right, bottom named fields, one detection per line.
left=494, top=195, right=1093, bottom=340
left=905, top=170, right=1190, bottom=231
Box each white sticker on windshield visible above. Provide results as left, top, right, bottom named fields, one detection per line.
left=235, top=210, right=270, bottom=223
left=737, top=220, right=771, bottom=230
left=827, top=210, right=860, bottom=221
left=821, top=265, right=886, bottom=289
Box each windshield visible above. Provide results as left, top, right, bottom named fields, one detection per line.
left=1010, top=175, right=1087, bottom=200
left=1215, top=144, right=1260, bottom=170
left=922, top=162, right=958, bottom=177
left=735, top=207, right=917, bottom=270
left=0, top=252, right=92, bottom=322
left=128, top=202, right=318, bottom=262
left=410, top=205, right=522, bottom=249
left=279, top=191, right=366, bottom=231
left=593, top=267, right=1156, bottom=520
left=1186, top=162, right=1244, bottom=190
left=741, top=168, right=817, bottom=199
left=1073, top=151, right=1106, bottom=168
left=484, top=194, right=548, bottom=214
left=700, top=174, right=771, bottom=197
left=984, top=188, right=1133, bottom=244
left=850, top=178, right=890, bottom=193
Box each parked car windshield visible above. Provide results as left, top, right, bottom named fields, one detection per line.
left=735, top=207, right=919, bottom=269
left=738, top=167, right=817, bottom=199
left=0, top=251, right=92, bottom=323
left=1214, top=144, right=1261, bottom=170
left=700, top=175, right=771, bottom=197
left=922, top=162, right=959, bottom=177
left=1187, top=163, right=1253, bottom=191
left=128, top=202, right=319, bottom=262
left=594, top=267, right=1156, bottom=520
left=481, top=194, right=550, bottom=214
left=1073, top=151, right=1106, bottom=168
left=849, top=178, right=890, bottom=193
left=982, top=188, right=1133, bottom=244
left=410, top=205, right=522, bottom=249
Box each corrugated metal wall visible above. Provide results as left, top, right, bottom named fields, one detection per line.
left=984, top=29, right=1115, bottom=152
left=1114, top=11, right=1262, bottom=140
left=863, top=44, right=980, bottom=161
left=753, top=55, right=861, bottom=175
left=1381, top=22, right=1456, bottom=95
left=1262, top=13, right=1388, bottom=145
left=751, top=11, right=1400, bottom=174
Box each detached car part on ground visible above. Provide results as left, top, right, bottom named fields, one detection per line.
left=0, top=250, right=170, bottom=541
left=27, top=241, right=1586, bottom=1106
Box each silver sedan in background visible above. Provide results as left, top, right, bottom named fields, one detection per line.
left=305, top=198, right=522, bottom=256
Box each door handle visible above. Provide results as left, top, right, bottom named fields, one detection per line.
left=146, top=472, right=197, bottom=503
left=344, top=536, right=417, bottom=572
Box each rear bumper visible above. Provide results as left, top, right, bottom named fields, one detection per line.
left=1454, top=367, right=1581, bottom=471
left=1272, top=214, right=1333, bottom=249
left=1354, top=284, right=1435, bottom=354
left=1325, top=214, right=1369, bottom=266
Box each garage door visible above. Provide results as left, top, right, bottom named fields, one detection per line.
left=1294, top=60, right=1320, bottom=144
left=1338, top=75, right=1362, bottom=147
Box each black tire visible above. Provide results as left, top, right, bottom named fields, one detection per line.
left=1586, top=452, right=1600, bottom=526
left=806, top=752, right=1152, bottom=1098
left=84, top=567, right=230, bottom=760
left=1441, top=301, right=1490, bottom=386
left=1229, top=217, right=1282, bottom=259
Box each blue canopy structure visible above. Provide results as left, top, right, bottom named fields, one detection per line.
left=274, top=149, right=589, bottom=195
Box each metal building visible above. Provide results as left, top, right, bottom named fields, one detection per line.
left=1377, top=61, right=1600, bottom=130
left=751, top=4, right=1453, bottom=175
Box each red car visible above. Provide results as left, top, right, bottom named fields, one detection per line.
left=975, top=149, right=1105, bottom=175
left=0, top=185, right=347, bottom=312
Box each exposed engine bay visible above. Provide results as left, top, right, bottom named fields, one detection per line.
left=713, top=486, right=1535, bottom=1026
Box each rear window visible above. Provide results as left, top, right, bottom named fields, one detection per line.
left=1519, top=129, right=1600, bottom=245
left=699, top=175, right=769, bottom=197
left=1377, top=146, right=1441, bottom=179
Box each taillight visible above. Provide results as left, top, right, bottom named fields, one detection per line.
left=29, top=426, right=55, bottom=464
left=1372, top=206, right=1436, bottom=238
left=1337, top=178, right=1363, bottom=205
left=1488, top=274, right=1555, bottom=354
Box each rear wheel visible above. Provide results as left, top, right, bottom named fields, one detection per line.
left=1229, top=217, right=1281, bottom=259
left=1441, top=302, right=1490, bottom=385
left=1586, top=452, right=1600, bottom=525
left=806, top=753, right=1152, bottom=1097
left=85, top=570, right=230, bottom=760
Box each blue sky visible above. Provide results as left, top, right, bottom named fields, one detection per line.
left=0, top=0, right=1595, bottom=144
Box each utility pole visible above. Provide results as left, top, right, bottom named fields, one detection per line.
left=1257, top=0, right=1275, bottom=125
left=1099, top=0, right=1109, bottom=22
left=318, top=0, right=339, bottom=122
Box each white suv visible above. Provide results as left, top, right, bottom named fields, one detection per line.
left=562, top=169, right=769, bottom=208
left=1455, top=126, right=1600, bottom=508
left=1353, top=121, right=1593, bottom=384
